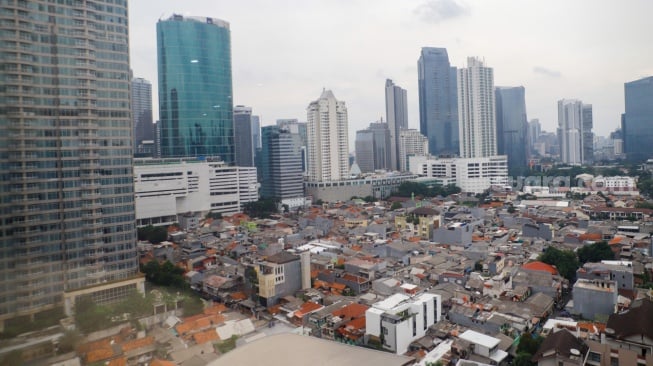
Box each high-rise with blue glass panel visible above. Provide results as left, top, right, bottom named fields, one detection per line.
left=418, top=47, right=458, bottom=157
left=495, top=86, right=529, bottom=174
left=623, top=76, right=653, bottom=162
left=157, top=15, right=234, bottom=162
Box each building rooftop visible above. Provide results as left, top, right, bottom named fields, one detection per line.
left=458, top=330, right=500, bottom=349
left=208, top=333, right=413, bottom=366
left=265, top=251, right=299, bottom=264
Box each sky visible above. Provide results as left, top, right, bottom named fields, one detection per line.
left=129, top=0, right=653, bottom=150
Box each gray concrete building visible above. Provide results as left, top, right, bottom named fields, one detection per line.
left=572, top=279, right=617, bottom=320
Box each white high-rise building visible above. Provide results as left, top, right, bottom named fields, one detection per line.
left=306, top=90, right=349, bottom=181
left=458, top=57, right=497, bottom=158
left=558, top=99, right=590, bottom=165
left=399, top=129, right=429, bottom=172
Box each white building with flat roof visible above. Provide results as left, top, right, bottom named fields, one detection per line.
left=409, top=155, right=508, bottom=193
left=134, top=158, right=258, bottom=226
left=457, top=330, right=508, bottom=364
left=366, top=293, right=441, bottom=355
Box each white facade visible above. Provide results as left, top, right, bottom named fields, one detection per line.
left=366, top=293, right=441, bottom=355
left=307, top=89, right=349, bottom=181
left=133, top=159, right=258, bottom=226
left=399, top=129, right=429, bottom=172
left=558, top=99, right=594, bottom=165
left=409, top=155, right=508, bottom=194
left=458, top=57, right=497, bottom=158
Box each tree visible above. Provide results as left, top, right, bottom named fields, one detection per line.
left=58, top=329, right=82, bottom=354
left=539, top=247, right=579, bottom=281
left=137, top=225, right=168, bottom=244
left=390, top=201, right=402, bottom=210
left=74, top=295, right=112, bottom=333
left=577, top=241, right=614, bottom=265
left=141, top=260, right=188, bottom=289
left=182, top=295, right=204, bottom=316
left=243, top=198, right=279, bottom=218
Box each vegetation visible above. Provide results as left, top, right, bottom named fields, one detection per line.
left=0, top=307, right=65, bottom=339
left=141, top=260, right=188, bottom=289
left=539, top=246, right=579, bottom=281
left=395, top=181, right=460, bottom=198
left=577, top=241, right=615, bottom=265
left=390, top=201, right=403, bottom=210
left=243, top=198, right=279, bottom=218
left=215, top=335, right=238, bottom=354
left=137, top=225, right=168, bottom=244
left=57, top=329, right=83, bottom=354
left=512, top=333, right=543, bottom=366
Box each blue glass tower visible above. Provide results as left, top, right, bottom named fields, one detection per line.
left=495, top=86, right=529, bottom=174
left=157, top=15, right=234, bottom=162
left=623, top=76, right=653, bottom=162
left=418, top=47, right=458, bottom=156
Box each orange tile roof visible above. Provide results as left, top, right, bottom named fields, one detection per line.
left=229, top=291, right=247, bottom=300
left=121, top=336, right=154, bottom=353
left=294, top=302, right=324, bottom=318
left=107, top=357, right=127, bottom=366
left=522, top=261, right=558, bottom=275
left=204, top=303, right=227, bottom=314
left=78, top=338, right=114, bottom=354
left=193, top=329, right=220, bottom=344
left=332, top=303, right=369, bottom=319
left=86, top=347, right=116, bottom=363
left=609, top=236, right=623, bottom=245
left=330, top=282, right=347, bottom=290
left=150, top=359, right=176, bottom=366
left=343, top=316, right=366, bottom=330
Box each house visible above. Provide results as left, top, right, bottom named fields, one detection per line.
left=604, top=298, right=653, bottom=358
left=454, top=330, right=508, bottom=365
left=365, top=293, right=441, bottom=355
left=532, top=329, right=588, bottom=366
left=256, top=251, right=310, bottom=306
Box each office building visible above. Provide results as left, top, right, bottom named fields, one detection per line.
left=0, top=0, right=143, bottom=326
left=355, top=122, right=391, bottom=173
left=458, top=57, right=497, bottom=158
left=234, top=105, right=255, bottom=167
left=495, top=86, right=529, bottom=174
left=623, top=76, right=653, bottom=162
left=418, top=47, right=458, bottom=156
left=157, top=15, right=234, bottom=161
left=306, top=90, right=349, bottom=182
left=385, top=79, right=408, bottom=170
left=398, top=129, right=429, bottom=172
left=304, top=172, right=418, bottom=203
left=277, top=119, right=308, bottom=173
left=529, top=119, right=541, bottom=151
left=558, top=99, right=593, bottom=165
left=134, top=158, right=258, bottom=227
left=258, top=126, right=306, bottom=209
left=131, top=77, right=154, bottom=155
left=409, top=155, right=509, bottom=194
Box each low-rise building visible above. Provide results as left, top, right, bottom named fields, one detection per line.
left=409, top=155, right=509, bottom=194
left=572, top=279, right=617, bottom=320
left=365, top=293, right=441, bottom=355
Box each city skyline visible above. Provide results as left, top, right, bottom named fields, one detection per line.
left=130, top=0, right=653, bottom=149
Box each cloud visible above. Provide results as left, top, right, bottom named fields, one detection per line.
left=414, top=0, right=470, bottom=24
left=533, top=66, right=562, bottom=78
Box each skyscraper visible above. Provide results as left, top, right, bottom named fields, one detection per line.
left=234, top=105, right=255, bottom=167
left=277, top=119, right=308, bottom=173
left=529, top=119, right=541, bottom=147
left=558, top=99, right=593, bottom=165
left=458, top=57, right=497, bottom=158
left=306, top=90, right=349, bottom=182
left=385, top=79, right=408, bottom=170
left=0, top=0, right=142, bottom=326
left=623, top=76, right=653, bottom=162
left=131, top=77, right=154, bottom=153
left=399, top=129, right=429, bottom=172
left=495, top=86, right=529, bottom=174
left=157, top=15, right=234, bottom=161
left=355, top=122, right=391, bottom=173
left=418, top=47, right=458, bottom=156
left=258, top=126, right=305, bottom=208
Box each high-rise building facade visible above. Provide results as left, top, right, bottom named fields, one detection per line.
left=306, top=90, right=349, bottom=182
left=355, top=122, right=391, bottom=173
left=458, top=57, right=497, bottom=158
left=234, top=105, right=255, bottom=167
left=399, top=129, right=429, bottom=172
left=529, top=119, right=541, bottom=147
left=418, top=47, right=458, bottom=156
left=495, top=86, right=529, bottom=174
left=623, top=76, right=653, bottom=162
left=558, top=99, right=592, bottom=165
left=0, top=0, right=142, bottom=325
left=385, top=79, right=408, bottom=170
left=157, top=15, right=233, bottom=161
left=131, top=77, right=154, bottom=153
left=258, top=126, right=305, bottom=208
left=277, top=119, right=308, bottom=173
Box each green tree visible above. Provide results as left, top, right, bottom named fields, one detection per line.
left=539, top=247, right=579, bottom=281
left=74, top=295, right=112, bottom=333
left=513, top=352, right=536, bottom=366
left=58, top=329, right=82, bottom=354
left=141, top=260, right=188, bottom=289
left=137, top=225, right=168, bottom=244
left=577, top=241, right=615, bottom=265
left=182, top=295, right=204, bottom=317
left=390, top=201, right=402, bottom=210
left=243, top=198, right=279, bottom=218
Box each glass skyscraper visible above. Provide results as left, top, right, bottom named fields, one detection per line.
left=0, top=0, right=142, bottom=326
left=258, top=126, right=304, bottom=202
left=157, top=15, right=234, bottom=162
left=495, top=86, right=529, bottom=174
left=418, top=47, right=458, bottom=156
left=623, top=76, right=653, bottom=162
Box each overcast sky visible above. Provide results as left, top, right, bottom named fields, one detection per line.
left=129, top=0, right=653, bottom=149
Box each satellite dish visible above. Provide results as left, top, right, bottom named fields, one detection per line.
left=605, top=328, right=615, bottom=335
left=570, top=349, right=581, bottom=356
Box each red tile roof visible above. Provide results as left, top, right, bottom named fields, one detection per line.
left=522, top=261, right=558, bottom=275
left=332, top=303, right=369, bottom=319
